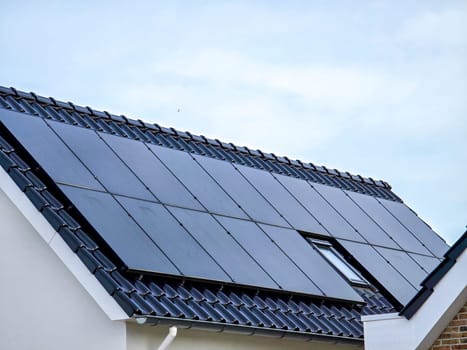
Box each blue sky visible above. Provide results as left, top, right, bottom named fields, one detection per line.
left=1, top=1, right=466, bottom=243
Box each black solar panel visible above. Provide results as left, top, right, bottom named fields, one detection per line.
left=0, top=105, right=448, bottom=305
left=274, top=173, right=364, bottom=241
left=313, top=183, right=399, bottom=249
left=0, top=110, right=103, bottom=191
left=347, top=191, right=432, bottom=255
left=377, top=198, right=449, bottom=257
left=374, top=247, right=427, bottom=289
left=102, top=133, right=203, bottom=210
left=259, top=224, right=364, bottom=302
left=167, top=207, right=278, bottom=289
left=237, top=165, right=323, bottom=233
left=148, top=143, right=248, bottom=219
left=337, top=239, right=418, bottom=305
left=49, top=121, right=155, bottom=201
left=409, top=253, right=441, bottom=274
left=216, top=216, right=324, bottom=295
left=194, top=154, right=290, bottom=227
left=116, top=196, right=229, bottom=281
left=59, top=184, right=179, bottom=274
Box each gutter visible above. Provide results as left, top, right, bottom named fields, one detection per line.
left=133, top=315, right=363, bottom=346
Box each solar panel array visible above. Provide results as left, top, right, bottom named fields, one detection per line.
left=0, top=108, right=449, bottom=306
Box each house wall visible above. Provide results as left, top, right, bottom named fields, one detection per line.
left=126, top=322, right=362, bottom=350
left=0, top=186, right=126, bottom=350
left=430, top=303, right=467, bottom=350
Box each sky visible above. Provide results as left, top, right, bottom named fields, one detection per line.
left=1, top=1, right=466, bottom=244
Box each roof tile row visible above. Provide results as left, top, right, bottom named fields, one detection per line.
left=0, top=86, right=399, bottom=202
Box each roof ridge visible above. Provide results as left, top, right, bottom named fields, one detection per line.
left=0, top=85, right=396, bottom=197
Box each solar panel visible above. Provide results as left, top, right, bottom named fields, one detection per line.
left=194, top=155, right=290, bottom=227
left=116, top=196, right=229, bottom=281
left=377, top=198, right=449, bottom=257
left=0, top=110, right=103, bottom=191
left=274, top=173, right=364, bottom=241
left=59, top=184, right=179, bottom=274
left=237, top=165, right=323, bottom=234
left=148, top=144, right=248, bottom=219
left=49, top=121, right=155, bottom=201
left=101, top=133, right=203, bottom=210
left=313, top=183, right=399, bottom=249
left=216, top=216, right=324, bottom=296
left=347, top=191, right=432, bottom=255
left=409, top=253, right=441, bottom=274
left=338, top=239, right=417, bottom=305
left=167, top=207, right=278, bottom=289
left=259, top=224, right=364, bottom=302
left=374, top=247, right=427, bottom=289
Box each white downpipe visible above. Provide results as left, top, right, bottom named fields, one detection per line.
left=157, top=326, right=178, bottom=350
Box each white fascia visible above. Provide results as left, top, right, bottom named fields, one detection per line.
left=362, top=249, right=467, bottom=350
left=0, top=167, right=129, bottom=321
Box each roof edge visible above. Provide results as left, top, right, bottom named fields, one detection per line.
left=400, top=230, right=467, bottom=319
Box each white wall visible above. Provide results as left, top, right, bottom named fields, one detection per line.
left=126, top=322, right=362, bottom=350
left=0, top=186, right=126, bottom=350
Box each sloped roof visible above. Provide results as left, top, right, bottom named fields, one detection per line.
left=0, top=86, right=449, bottom=342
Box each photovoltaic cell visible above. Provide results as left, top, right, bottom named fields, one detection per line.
left=217, top=216, right=323, bottom=295
left=347, top=191, right=432, bottom=255
left=167, top=207, right=278, bottom=289
left=274, top=174, right=363, bottom=241
left=194, top=155, right=290, bottom=227
left=259, top=224, right=363, bottom=302
left=238, top=165, right=323, bottom=233
left=313, top=183, right=398, bottom=249
left=116, top=196, right=229, bottom=281
left=102, top=133, right=203, bottom=210
left=148, top=144, right=248, bottom=219
left=59, top=184, right=179, bottom=274
left=49, top=121, right=155, bottom=201
left=377, top=198, right=449, bottom=257
left=374, top=247, right=427, bottom=289
left=338, top=239, right=417, bottom=305
left=0, top=110, right=103, bottom=191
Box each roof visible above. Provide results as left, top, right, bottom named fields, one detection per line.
left=400, top=230, right=467, bottom=319
left=0, top=86, right=449, bottom=342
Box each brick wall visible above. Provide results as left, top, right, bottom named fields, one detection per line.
left=430, top=302, right=467, bottom=350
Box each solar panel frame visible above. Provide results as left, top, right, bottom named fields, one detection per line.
left=194, top=154, right=291, bottom=228
left=376, top=198, right=449, bottom=258
left=48, top=120, right=156, bottom=201
left=0, top=110, right=104, bottom=191
left=167, top=207, right=279, bottom=289
left=58, top=184, right=179, bottom=274
left=116, top=196, right=231, bottom=281
left=259, top=224, right=364, bottom=302
left=101, top=133, right=204, bottom=210
left=216, top=216, right=324, bottom=296
left=237, top=165, right=324, bottom=234
left=347, top=191, right=432, bottom=255
left=337, top=239, right=418, bottom=305
left=313, top=183, right=399, bottom=249
left=148, top=144, right=248, bottom=219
